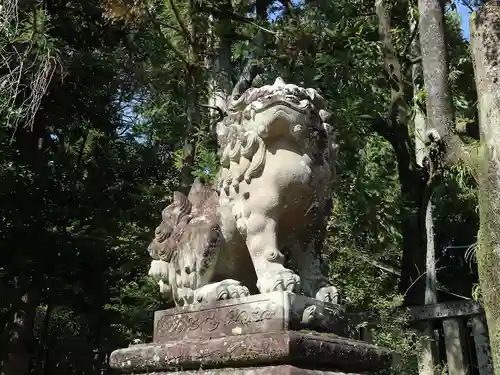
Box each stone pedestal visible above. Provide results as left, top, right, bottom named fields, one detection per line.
left=109, top=292, right=392, bottom=374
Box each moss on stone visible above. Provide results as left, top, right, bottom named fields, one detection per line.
left=299, top=329, right=340, bottom=338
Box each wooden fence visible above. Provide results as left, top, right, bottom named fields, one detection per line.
left=354, top=300, right=493, bottom=375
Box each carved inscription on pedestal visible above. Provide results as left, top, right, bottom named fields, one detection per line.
left=224, top=304, right=277, bottom=325
left=154, top=299, right=280, bottom=342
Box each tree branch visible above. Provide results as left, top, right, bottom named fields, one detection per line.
left=230, top=60, right=264, bottom=103
left=199, top=104, right=225, bottom=139
left=144, top=6, right=189, bottom=66
left=279, top=0, right=294, bottom=15
left=459, top=0, right=474, bottom=12
left=200, top=5, right=277, bottom=35
left=411, top=56, right=422, bottom=64
left=167, top=0, right=194, bottom=46
left=402, top=17, right=419, bottom=59
left=360, top=114, right=399, bottom=150
left=375, top=0, right=408, bottom=129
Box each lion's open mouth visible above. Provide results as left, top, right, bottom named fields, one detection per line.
left=251, top=96, right=312, bottom=114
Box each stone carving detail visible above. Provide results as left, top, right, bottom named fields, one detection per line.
left=156, top=313, right=220, bottom=336
left=224, top=303, right=277, bottom=326
left=300, top=305, right=338, bottom=329
left=156, top=302, right=278, bottom=340
left=148, top=77, right=339, bottom=306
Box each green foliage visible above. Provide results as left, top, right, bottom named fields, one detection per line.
left=371, top=294, right=420, bottom=375
left=1, top=1, right=175, bottom=372
left=0, top=3, right=61, bottom=131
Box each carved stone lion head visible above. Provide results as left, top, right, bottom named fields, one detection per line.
left=147, top=179, right=220, bottom=263
left=147, top=191, right=192, bottom=262
left=216, top=78, right=336, bottom=163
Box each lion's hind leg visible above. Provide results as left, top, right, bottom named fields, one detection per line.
left=287, top=239, right=339, bottom=304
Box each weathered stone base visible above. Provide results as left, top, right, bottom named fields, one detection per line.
left=110, top=331, right=391, bottom=374
left=110, top=293, right=391, bottom=374
left=134, top=365, right=365, bottom=374
left=153, top=291, right=349, bottom=343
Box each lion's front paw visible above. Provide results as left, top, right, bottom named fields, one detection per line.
left=194, top=279, right=250, bottom=304
left=148, top=260, right=169, bottom=280
left=216, top=279, right=250, bottom=301
left=316, top=286, right=339, bottom=304
left=257, top=266, right=301, bottom=293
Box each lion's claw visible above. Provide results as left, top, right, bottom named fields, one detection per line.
left=194, top=279, right=250, bottom=304
left=257, top=269, right=301, bottom=294
left=216, top=279, right=250, bottom=300
left=316, top=286, right=339, bottom=304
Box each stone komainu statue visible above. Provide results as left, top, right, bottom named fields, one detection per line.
left=148, top=78, right=339, bottom=306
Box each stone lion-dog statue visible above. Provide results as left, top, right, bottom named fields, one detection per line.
left=148, top=77, right=339, bottom=306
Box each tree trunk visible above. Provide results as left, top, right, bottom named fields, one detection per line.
left=2, top=122, right=46, bottom=375
left=179, top=1, right=203, bottom=194
left=204, top=2, right=233, bottom=154
left=410, top=4, right=439, bottom=373
left=470, top=3, right=500, bottom=373
left=1, top=287, right=39, bottom=375
left=206, top=2, right=233, bottom=112
left=418, top=0, right=467, bottom=165
left=180, top=67, right=201, bottom=194
left=417, top=0, right=457, bottom=312
left=411, top=5, right=438, bottom=312
left=418, top=0, right=454, bottom=137
left=411, top=5, right=427, bottom=169
left=375, top=0, right=427, bottom=307
left=38, top=303, right=53, bottom=375
left=418, top=193, right=439, bottom=375
left=398, top=164, right=427, bottom=307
